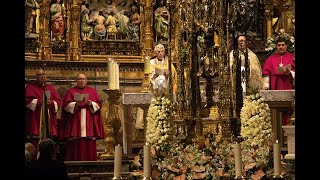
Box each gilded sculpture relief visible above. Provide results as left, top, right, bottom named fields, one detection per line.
left=50, top=0, right=66, bottom=41
left=272, top=0, right=295, bottom=36
left=25, top=0, right=41, bottom=38
left=154, top=0, right=170, bottom=44
left=79, top=0, right=141, bottom=41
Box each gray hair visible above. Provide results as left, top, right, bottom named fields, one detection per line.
left=154, top=44, right=165, bottom=52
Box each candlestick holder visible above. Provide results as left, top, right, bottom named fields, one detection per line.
left=99, top=89, right=122, bottom=160
left=141, top=73, right=152, bottom=92
left=112, top=177, right=123, bottom=180
left=142, top=177, right=152, bottom=180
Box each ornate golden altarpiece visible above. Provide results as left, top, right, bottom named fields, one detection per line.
left=25, top=0, right=295, bottom=161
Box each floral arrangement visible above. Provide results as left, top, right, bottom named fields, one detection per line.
left=129, top=93, right=286, bottom=180
left=129, top=137, right=238, bottom=180
left=146, top=96, right=173, bottom=149
left=240, top=93, right=273, bottom=179
left=265, top=29, right=295, bottom=55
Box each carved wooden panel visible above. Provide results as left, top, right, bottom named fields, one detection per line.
left=25, top=38, right=39, bottom=54
left=81, top=41, right=141, bottom=56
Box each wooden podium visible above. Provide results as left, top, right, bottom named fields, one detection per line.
left=260, top=90, right=295, bottom=150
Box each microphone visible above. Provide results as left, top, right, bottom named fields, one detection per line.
left=42, top=82, right=46, bottom=91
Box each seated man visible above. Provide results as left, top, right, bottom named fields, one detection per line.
left=150, top=44, right=176, bottom=97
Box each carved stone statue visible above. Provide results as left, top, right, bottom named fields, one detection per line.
left=272, top=0, right=295, bottom=36
left=81, top=1, right=94, bottom=40
left=25, top=0, right=40, bottom=37
left=154, top=0, right=170, bottom=43
left=92, top=10, right=107, bottom=40
left=128, top=5, right=141, bottom=40
left=50, top=0, right=66, bottom=41
left=117, top=11, right=130, bottom=39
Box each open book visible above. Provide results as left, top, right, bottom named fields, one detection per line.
left=276, top=64, right=291, bottom=73
left=155, top=67, right=170, bottom=75
left=74, top=93, right=89, bottom=102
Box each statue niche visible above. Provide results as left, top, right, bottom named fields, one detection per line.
left=154, top=0, right=170, bottom=44
left=50, top=0, right=66, bottom=41
left=25, top=0, right=41, bottom=38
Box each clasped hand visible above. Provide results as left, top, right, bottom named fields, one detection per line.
left=46, top=100, right=52, bottom=106
left=75, top=99, right=93, bottom=108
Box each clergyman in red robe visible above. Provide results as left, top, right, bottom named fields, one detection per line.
left=59, top=73, right=104, bottom=161
left=262, top=37, right=295, bottom=125
left=25, top=69, right=62, bottom=150
left=262, top=37, right=295, bottom=90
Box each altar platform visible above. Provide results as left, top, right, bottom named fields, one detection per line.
left=62, top=90, right=294, bottom=180
left=65, top=160, right=132, bottom=180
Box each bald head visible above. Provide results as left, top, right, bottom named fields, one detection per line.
left=35, top=69, right=47, bottom=85
left=76, top=73, right=88, bottom=89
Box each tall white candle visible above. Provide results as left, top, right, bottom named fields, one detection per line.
left=108, top=58, right=116, bottom=89
left=115, top=62, right=119, bottom=89
left=144, top=56, right=151, bottom=74
left=273, top=140, right=281, bottom=177
left=234, top=142, right=242, bottom=177
left=112, top=61, right=117, bottom=89
left=143, top=143, right=151, bottom=177
left=114, top=144, right=122, bottom=177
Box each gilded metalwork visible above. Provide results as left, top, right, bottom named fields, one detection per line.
left=38, top=0, right=52, bottom=60
left=209, top=106, right=219, bottom=119
left=25, top=38, right=39, bottom=54
left=81, top=41, right=141, bottom=56
left=100, top=89, right=122, bottom=160
left=51, top=41, right=67, bottom=54
left=24, top=0, right=295, bottom=150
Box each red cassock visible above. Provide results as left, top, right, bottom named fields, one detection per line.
left=25, top=82, right=62, bottom=148
left=262, top=52, right=295, bottom=90
left=59, top=86, right=104, bottom=161
left=262, top=52, right=295, bottom=125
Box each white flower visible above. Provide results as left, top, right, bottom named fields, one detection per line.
left=265, top=29, right=295, bottom=54
left=146, top=96, right=173, bottom=147
left=240, top=92, right=273, bottom=171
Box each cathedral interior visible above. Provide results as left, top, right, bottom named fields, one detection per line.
left=25, top=0, right=295, bottom=179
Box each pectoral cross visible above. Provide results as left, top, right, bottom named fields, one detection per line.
left=279, top=56, right=283, bottom=67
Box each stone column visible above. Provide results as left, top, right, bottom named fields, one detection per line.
left=64, top=0, right=72, bottom=61
left=70, top=0, right=81, bottom=61
left=144, top=0, right=153, bottom=56
left=141, top=0, right=153, bottom=92
left=123, top=104, right=132, bottom=156
left=38, top=0, right=52, bottom=60
left=282, top=125, right=295, bottom=160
